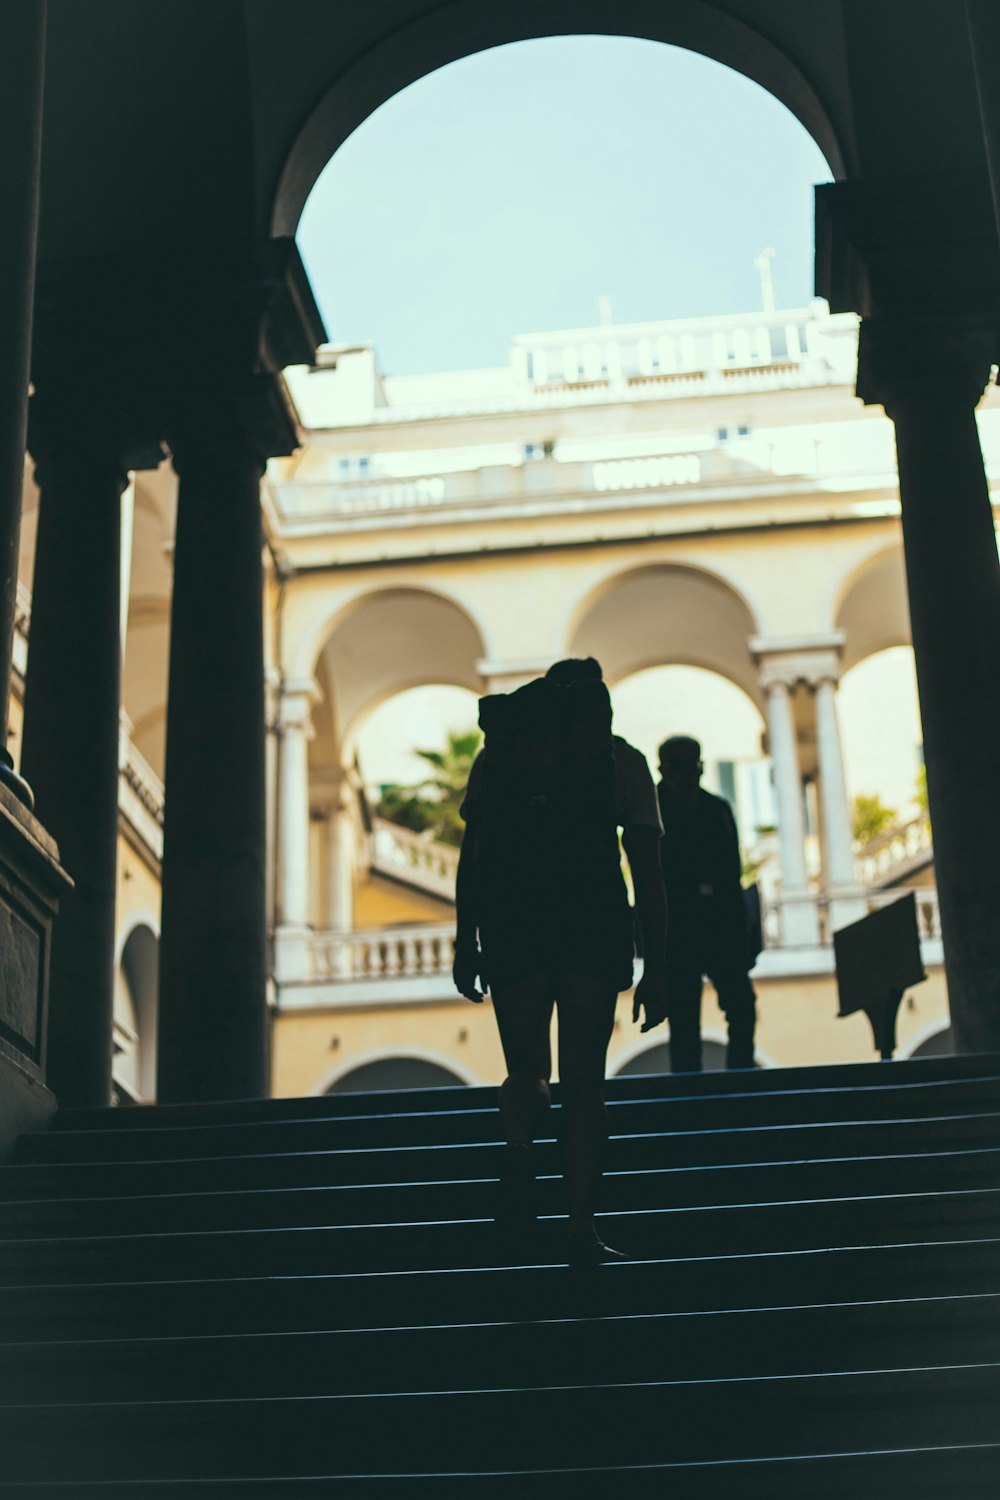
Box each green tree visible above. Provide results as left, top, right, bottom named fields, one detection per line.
left=376, top=728, right=482, bottom=847
left=851, top=791, right=898, bottom=845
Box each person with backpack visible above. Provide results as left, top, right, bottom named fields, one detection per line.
left=453, top=657, right=668, bottom=1264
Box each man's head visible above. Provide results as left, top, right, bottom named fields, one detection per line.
left=659, top=735, right=703, bottom=802
left=545, top=656, right=603, bottom=685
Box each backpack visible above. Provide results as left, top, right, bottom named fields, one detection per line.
left=473, top=675, right=634, bottom=989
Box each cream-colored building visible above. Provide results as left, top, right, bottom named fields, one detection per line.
left=16, top=298, right=982, bottom=1101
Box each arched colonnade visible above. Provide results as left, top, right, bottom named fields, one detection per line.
left=272, top=536, right=915, bottom=982
left=3, top=2, right=1000, bottom=1114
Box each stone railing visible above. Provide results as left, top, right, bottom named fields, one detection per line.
left=309, top=922, right=455, bottom=983
left=865, top=885, right=941, bottom=940
left=269, top=433, right=890, bottom=527
left=370, top=818, right=459, bottom=900
left=855, top=812, right=933, bottom=887
left=764, top=884, right=941, bottom=948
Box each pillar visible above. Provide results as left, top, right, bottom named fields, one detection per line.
left=761, top=676, right=820, bottom=946
left=813, top=673, right=867, bottom=931
left=858, top=317, right=1000, bottom=1052
left=20, top=418, right=127, bottom=1107
left=277, top=680, right=316, bottom=928
left=157, top=418, right=269, bottom=1102
left=325, top=785, right=355, bottom=933
left=0, top=3, right=46, bottom=803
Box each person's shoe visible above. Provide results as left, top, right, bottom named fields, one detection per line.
left=566, top=1222, right=629, bottom=1267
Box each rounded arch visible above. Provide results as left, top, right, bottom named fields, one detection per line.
left=834, top=544, right=911, bottom=673
left=311, top=1045, right=481, bottom=1095
left=296, top=580, right=492, bottom=686
left=566, top=562, right=763, bottom=709
left=612, top=1032, right=731, bottom=1076
left=900, top=1024, right=954, bottom=1061
left=306, top=585, right=488, bottom=756
left=272, top=5, right=848, bottom=236
left=113, top=920, right=159, bottom=1101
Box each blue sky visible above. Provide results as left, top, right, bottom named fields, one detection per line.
left=298, top=35, right=833, bottom=374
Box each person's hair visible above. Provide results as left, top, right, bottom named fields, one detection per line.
left=545, top=656, right=603, bottom=685
left=659, top=734, right=702, bottom=763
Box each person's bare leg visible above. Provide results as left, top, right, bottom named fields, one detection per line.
left=556, top=972, right=622, bottom=1257
left=492, top=976, right=553, bottom=1225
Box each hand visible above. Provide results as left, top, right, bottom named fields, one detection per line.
left=632, top=967, right=668, bottom=1033
left=453, top=944, right=487, bottom=1003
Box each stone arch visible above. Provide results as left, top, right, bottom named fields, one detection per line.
left=272, top=3, right=848, bottom=236
left=312, top=1046, right=480, bottom=1094
left=113, top=920, right=159, bottom=1101
left=304, top=585, right=488, bottom=763
left=566, top=562, right=763, bottom=709
left=901, top=1024, right=954, bottom=1061
left=834, top=544, right=911, bottom=673
left=612, top=1034, right=730, bottom=1075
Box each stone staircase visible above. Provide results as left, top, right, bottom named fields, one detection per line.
left=1, top=1056, right=999, bottom=1494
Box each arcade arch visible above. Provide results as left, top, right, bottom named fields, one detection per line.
left=567, top=564, right=763, bottom=709
left=112, top=922, right=159, bottom=1102
left=272, top=7, right=849, bottom=237
left=318, top=1049, right=475, bottom=1094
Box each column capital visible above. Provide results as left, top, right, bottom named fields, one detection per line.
left=815, top=170, right=1000, bottom=325
left=30, top=238, right=326, bottom=468
left=277, top=677, right=319, bottom=732
left=855, top=315, right=996, bottom=414
left=751, top=634, right=845, bottom=691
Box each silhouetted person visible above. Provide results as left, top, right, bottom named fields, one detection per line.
left=454, top=657, right=667, bottom=1264
left=657, top=735, right=757, bottom=1071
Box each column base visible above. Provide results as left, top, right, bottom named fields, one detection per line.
left=0, top=783, right=71, bottom=1149
left=274, top=923, right=313, bottom=984
left=778, top=889, right=822, bottom=946
left=825, top=887, right=870, bottom=935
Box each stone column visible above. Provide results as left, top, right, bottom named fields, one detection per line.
left=20, top=417, right=128, bottom=1107
left=157, top=418, right=270, bottom=1103
left=0, top=3, right=46, bottom=804
left=858, top=317, right=1000, bottom=1052
left=324, top=785, right=355, bottom=934
left=760, top=674, right=819, bottom=946
left=277, top=679, right=316, bottom=929
left=813, top=673, right=867, bottom=931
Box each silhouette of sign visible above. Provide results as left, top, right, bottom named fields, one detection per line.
left=834, top=893, right=926, bottom=1060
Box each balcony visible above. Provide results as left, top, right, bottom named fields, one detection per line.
left=274, top=882, right=942, bottom=1008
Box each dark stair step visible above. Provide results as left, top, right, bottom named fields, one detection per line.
left=17, top=1075, right=1000, bottom=1163
left=5, top=1109, right=999, bottom=1202
left=5, top=1442, right=1000, bottom=1500
left=6, top=1236, right=998, bottom=1344
left=4, top=1292, right=999, bottom=1404
left=2, top=1364, right=999, bottom=1483
left=3, top=1145, right=999, bottom=1238
left=2, top=1186, right=1000, bottom=1285
left=50, top=1050, right=1000, bottom=1132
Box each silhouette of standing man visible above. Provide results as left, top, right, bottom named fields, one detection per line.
left=657, top=735, right=757, bottom=1071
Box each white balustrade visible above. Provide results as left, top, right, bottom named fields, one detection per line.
left=369, top=819, right=460, bottom=900
left=856, top=813, right=933, bottom=886
left=308, top=923, right=456, bottom=984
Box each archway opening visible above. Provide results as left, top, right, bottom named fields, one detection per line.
left=615, top=1039, right=729, bottom=1076
left=295, top=36, right=834, bottom=376
left=113, top=924, right=159, bottom=1104
left=327, top=1056, right=469, bottom=1093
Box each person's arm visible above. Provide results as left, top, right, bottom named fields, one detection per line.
left=623, top=823, right=668, bottom=1031
left=452, top=755, right=487, bottom=1001
left=453, top=822, right=486, bottom=1002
